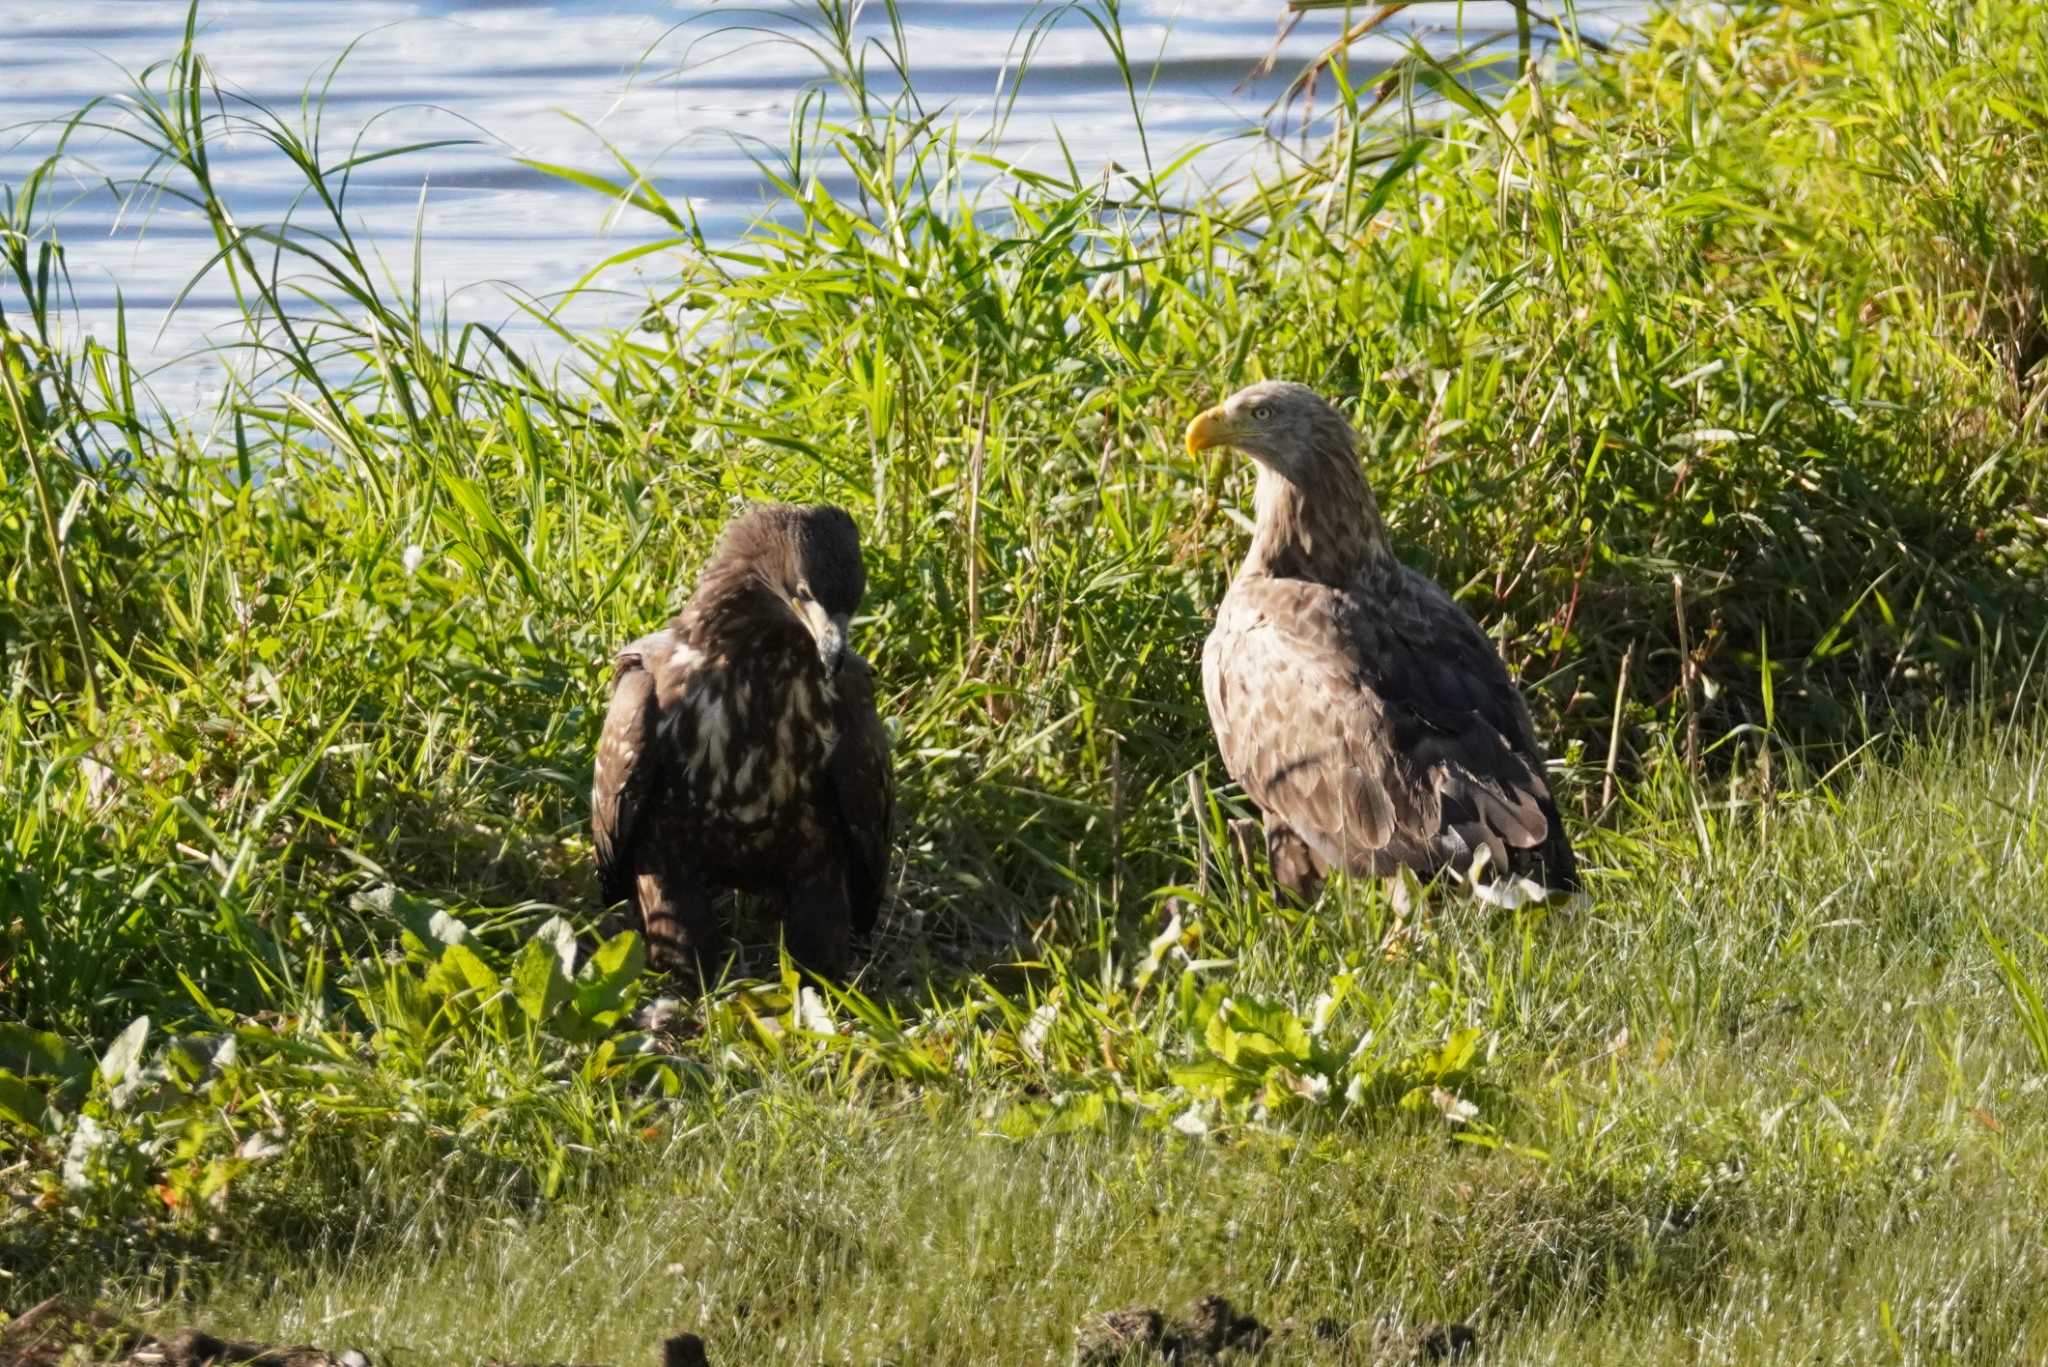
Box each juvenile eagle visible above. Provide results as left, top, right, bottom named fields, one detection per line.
left=1186, top=381, right=1578, bottom=906
left=591, top=504, right=892, bottom=980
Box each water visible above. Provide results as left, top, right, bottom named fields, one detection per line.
left=1, top=2, right=1642, bottom=408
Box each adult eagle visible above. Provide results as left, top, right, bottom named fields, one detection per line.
left=1186, top=381, right=1578, bottom=906
left=591, top=504, right=893, bottom=981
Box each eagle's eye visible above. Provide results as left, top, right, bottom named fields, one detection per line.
left=793, top=584, right=814, bottom=603
left=1252, top=405, right=1274, bottom=421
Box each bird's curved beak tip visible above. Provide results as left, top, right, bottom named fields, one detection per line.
left=796, top=597, right=850, bottom=677
left=817, top=614, right=850, bottom=677
left=1184, top=406, right=1230, bottom=456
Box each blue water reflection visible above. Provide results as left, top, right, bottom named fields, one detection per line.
left=1, top=2, right=1640, bottom=407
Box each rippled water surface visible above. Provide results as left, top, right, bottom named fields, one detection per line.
left=3, top=2, right=1640, bottom=403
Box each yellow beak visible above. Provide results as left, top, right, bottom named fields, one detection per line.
left=1184, top=406, right=1234, bottom=455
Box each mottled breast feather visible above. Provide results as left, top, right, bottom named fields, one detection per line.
left=1203, top=570, right=1576, bottom=888
left=827, top=651, right=894, bottom=934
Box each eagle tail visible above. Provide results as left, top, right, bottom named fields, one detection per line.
left=1516, top=792, right=1581, bottom=893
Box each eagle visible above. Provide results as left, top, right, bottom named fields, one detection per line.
left=591, top=503, right=893, bottom=981
left=1185, top=381, right=1578, bottom=907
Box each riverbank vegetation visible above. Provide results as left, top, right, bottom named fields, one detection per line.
left=4, top=1, right=2047, bottom=1360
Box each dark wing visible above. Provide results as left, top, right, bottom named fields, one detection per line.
left=828, top=651, right=894, bottom=934
left=1203, top=573, right=1574, bottom=890
left=1371, top=568, right=1577, bottom=889
left=592, top=628, right=690, bottom=907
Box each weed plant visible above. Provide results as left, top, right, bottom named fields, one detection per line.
left=3, top=1, right=2047, bottom=1360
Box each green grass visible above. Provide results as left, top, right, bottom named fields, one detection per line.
left=4, top=0, right=2048, bottom=1360
left=48, top=722, right=2048, bottom=1364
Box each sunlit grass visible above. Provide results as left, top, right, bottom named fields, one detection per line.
left=4, top=0, right=2048, bottom=1360
left=66, top=724, right=2048, bottom=1363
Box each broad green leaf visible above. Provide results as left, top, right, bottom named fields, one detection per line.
left=164, top=1034, right=237, bottom=1084
left=0, top=1070, right=52, bottom=1132
left=1167, top=1058, right=1247, bottom=1097
left=584, top=928, right=644, bottom=984
left=436, top=943, right=502, bottom=999
left=99, top=1015, right=151, bottom=1085
left=511, top=937, right=572, bottom=1024
left=1226, top=998, right=1314, bottom=1060
left=998, top=1090, right=1113, bottom=1138
left=1038, top=1091, right=1111, bottom=1135
left=995, top=1098, right=1056, bottom=1139
left=353, top=885, right=457, bottom=961
left=1432, top=1027, right=1484, bottom=1079
left=534, top=915, right=580, bottom=978
left=0, top=1023, right=84, bottom=1079
left=557, top=931, right=645, bottom=1037
left=1203, top=1006, right=1240, bottom=1061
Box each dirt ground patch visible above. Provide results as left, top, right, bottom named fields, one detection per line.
left=1075, top=1293, right=1476, bottom=1363
left=0, top=1301, right=709, bottom=1367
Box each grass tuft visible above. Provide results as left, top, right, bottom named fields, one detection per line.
left=4, top=0, right=2048, bottom=1359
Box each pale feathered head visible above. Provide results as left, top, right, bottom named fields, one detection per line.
left=1182, top=380, right=1359, bottom=481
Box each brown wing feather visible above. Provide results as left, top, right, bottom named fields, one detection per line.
left=1381, top=568, right=1576, bottom=887
left=828, top=651, right=894, bottom=934
left=592, top=628, right=687, bottom=907
left=1205, top=594, right=1409, bottom=874
left=1204, top=572, right=1575, bottom=888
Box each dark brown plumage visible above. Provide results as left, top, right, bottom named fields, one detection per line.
left=592, top=503, right=893, bottom=980
left=1186, top=381, right=1578, bottom=906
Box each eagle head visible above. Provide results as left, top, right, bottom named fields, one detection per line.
left=711, top=503, right=866, bottom=675
left=1183, top=380, right=1357, bottom=479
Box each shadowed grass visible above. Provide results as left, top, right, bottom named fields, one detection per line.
left=48, top=719, right=2048, bottom=1363
left=4, top=0, right=2048, bottom=1360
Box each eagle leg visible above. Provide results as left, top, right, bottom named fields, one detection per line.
left=1264, top=818, right=1327, bottom=904
left=1225, top=817, right=1263, bottom=871
left=634, top=859, right=722, bottom=986
left=1226, top=816, right=1326, bottom=903
left=780, top=870, right=853, bottom=981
